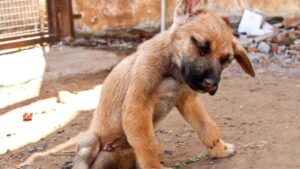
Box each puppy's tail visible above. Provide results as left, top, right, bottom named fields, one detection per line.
left=73, top=133, right=100, bottom=169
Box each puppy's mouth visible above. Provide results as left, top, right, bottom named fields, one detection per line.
left=184, top=79, right=218, bottom=95
left=191, top=83, right=219, bottom=96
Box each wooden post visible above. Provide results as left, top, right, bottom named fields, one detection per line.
left=47, top=0, right=60, bottom=41
left=58, top=0, right=75, bottom=38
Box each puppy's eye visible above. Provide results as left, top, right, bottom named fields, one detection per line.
left=220, top=54, right=233, bottom=65
left=191, top=36, right=211, bottom=57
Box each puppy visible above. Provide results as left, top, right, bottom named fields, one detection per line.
left=73, top=0, right=255, bottom=169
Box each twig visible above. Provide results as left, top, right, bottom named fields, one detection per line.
left=238, top=141, right=268, bottom=149
left=172, top=153, right=208, bottom=169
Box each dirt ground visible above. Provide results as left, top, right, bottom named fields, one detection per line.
left=0, top=47, right=300, bottom=169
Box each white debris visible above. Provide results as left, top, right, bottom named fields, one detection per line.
left=238, top=10, right=274, bottom=36
left=238, top=10, right=264, bottom=35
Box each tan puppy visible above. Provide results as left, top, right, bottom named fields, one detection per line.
left=73, top=0, right=255, bottom=169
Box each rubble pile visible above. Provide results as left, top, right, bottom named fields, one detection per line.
left=64, top=10, right=300, bottom=71
left=234, top=10, right=300, bottom=66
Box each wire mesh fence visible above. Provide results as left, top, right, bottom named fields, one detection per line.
left=0, top=0, right=49, bottom=42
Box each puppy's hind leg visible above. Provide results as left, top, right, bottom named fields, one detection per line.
left=73, top=134, right=100, bottom=169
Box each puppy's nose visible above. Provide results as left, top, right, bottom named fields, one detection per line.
left=203, top=78, right=218, bottom=87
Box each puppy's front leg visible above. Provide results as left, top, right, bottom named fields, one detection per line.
left=122, top=97, right=165, bottom=169
left=122, top=67, right=168, bottom=169
left=176, top=90, right=235, bottom=158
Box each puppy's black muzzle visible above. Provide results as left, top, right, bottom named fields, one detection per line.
left=181, top=63, right=220, bottom=95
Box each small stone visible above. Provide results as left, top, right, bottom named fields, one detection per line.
left=271, top=43, right=279, bottom=53
left=36, top=142, right=47, bottom=151
left=294, top=39, right=300, bottom=45
left=71, top=122, right=78, bottom=126
left=6, top=133, right=11, bottom=137
left=164, top=149, right=173, bottom=156
left=272, top=22, right=284, bottom=28
left=74, top=38, right=90, bottom=46
left=61, top=161, right=73, bottom=169
left=224, top=117, right=232, bottom=120
left=248, top=46, right=259, bottom=53
left=266, top=16, right=284, bottom=25
left=23, top=112, right=33, bottom=121
left=239, top=37, right=253, bottom=48
left=258, top=42, right=271, bottom=54
left=253, top=33, right=273, bottom=43
left=20, top=165, right=31, bottom=169
left=291, top=44, right=300, bottom=51
left=272, top=32, right=293, bottom=45
left=26, top=146, right=36, bottom=153
left=278, top=45, right=287, bottom=53
left=283, top=18, right=300, bottom=28
left=57, top=129, right=65, bottom=134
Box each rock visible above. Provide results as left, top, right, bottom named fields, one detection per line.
left=271, top=43, right=279, bottom=53
left=291, top=44, right=300, bottom=51
left=248, top=53, right=262, bottom=63
left=36, top=142, right=47, bottom=151
left=278, top=45, right=287, bottom=53
left=294, top=39, right=300, bottom=45
left=272, top=31, right=296, bottom=46
left=224, top=117, right=232, bottom=120
left=266, top=16, right=284, bottom=25
left=20, top=165, right=31, bottom=169
left=283, top=18, right=300, bottom=28
left=26, top=146, right=36, bottom=153
left=63, top=37, right=76, bottom=46
left=248, top=46, right=259, bottom=53
left=258, top=42, right=271, bottom=54
left=23, top=112, right=33, bottom=121
left=57, top=129, right=65, bottom=134
left=61, top=161, right=73, bottom=169
left=272, top=22, right=284, bottom=28
left=248, top=43, right=259, bottom=53
left=164, top=149, right=173, bottom=156
left=155, top=128, right=173, bottom=134
left=253, top=33, right=274, bottom=43
left=283, top=58, right=293, bottom=64
left=239, top=36, right=253, bottom=48
left=74, top=38, right=90, bottom=46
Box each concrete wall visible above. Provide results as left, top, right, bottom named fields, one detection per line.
left=72, top=0, right=300, bottom=37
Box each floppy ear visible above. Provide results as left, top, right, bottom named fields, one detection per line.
left=232, top=38, right=256, bottom=77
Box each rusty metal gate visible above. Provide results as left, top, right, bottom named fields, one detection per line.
left=0, top=0, right=74, bottom=50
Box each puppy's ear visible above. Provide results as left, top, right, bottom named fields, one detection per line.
left=178, top=0, right=202, bottom=15
left=232, top=38, right=255, bottom=77
left=173, top=0, right=205, bottom=25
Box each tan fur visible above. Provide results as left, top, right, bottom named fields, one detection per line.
left=73, top=0, right=255, bottom=169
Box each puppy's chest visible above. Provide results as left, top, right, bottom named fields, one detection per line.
left=152, top=79, right=183, bottom=124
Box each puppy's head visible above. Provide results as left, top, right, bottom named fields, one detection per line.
left=171, top=0, right=255, bottom=95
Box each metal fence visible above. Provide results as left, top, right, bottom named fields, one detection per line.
left=0, top=0, right=75, bottom=51
left=0, top=0, right=49, bottom=43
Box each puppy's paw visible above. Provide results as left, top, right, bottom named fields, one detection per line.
left=208, top=139, right=235, bottom=158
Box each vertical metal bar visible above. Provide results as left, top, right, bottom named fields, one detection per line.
left=160, top=0, right=166, bottom=32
